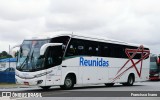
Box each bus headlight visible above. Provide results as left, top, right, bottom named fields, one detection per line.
left=154, top=74, right=159, bottom=76
left=34, top=72, right=47, bottom=78
left=34, top=70, right=52, bottom=78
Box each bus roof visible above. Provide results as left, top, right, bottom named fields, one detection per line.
left=24, top=32, right=149, bottom=48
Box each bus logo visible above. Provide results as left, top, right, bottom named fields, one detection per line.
left=113, top=45, right=150, bottom=82
left=80, top=57, right=109, bottom=67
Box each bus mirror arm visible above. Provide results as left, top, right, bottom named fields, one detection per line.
left=40, top=43, right=63, bottom=56
left=11, top=44, right=21, bottom=57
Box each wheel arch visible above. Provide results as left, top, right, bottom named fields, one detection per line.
left=64, top=72, right=77, bottom=84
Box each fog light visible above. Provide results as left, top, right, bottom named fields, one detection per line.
left=37, top=80, right=43, bottom=84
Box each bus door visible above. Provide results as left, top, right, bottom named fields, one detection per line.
left=45, top=45, right=63, bottom=86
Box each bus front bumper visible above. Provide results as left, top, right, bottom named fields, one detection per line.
left=15, top=75, right=46, bottom=86
left=149, top=76, right=160, bottom=81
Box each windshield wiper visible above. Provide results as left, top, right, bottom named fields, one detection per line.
left=30, top=50, right=36, bottom=71
left=19, top=54, right=29, bottom=70
left=19, top=47, right=32, bottom=70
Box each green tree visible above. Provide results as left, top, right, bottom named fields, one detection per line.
left=0, top=51, right=12, bottom=59
left=1, top=51, right=8, bottom=56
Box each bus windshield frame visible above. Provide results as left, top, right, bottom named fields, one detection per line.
left=16, top=36, right=71, bottom=72
left=16, top=39, right=50, bottom=72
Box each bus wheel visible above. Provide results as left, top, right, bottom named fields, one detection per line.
left=60, top=75, right=74, bottom=90
left=105, top=83, right=114, bottom=87
left=123, top=75, right=134, bottom=86
left=40, top=86, right=51, bottom=90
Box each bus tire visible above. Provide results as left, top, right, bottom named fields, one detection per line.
left=60, top=75, right=74, bottom=90
left=105, top=83, right=114, bottom=87
left=122, top=74, right=135, bottom=86
left=40, top=86, right=51, bottom=90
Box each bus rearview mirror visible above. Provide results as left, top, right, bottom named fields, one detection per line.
left=40, top=43, right=63, bottom=56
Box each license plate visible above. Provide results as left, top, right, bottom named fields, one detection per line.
left=24, top=82, right=29, bottom=85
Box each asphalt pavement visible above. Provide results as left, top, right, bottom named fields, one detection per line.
left=0, top=80, right=160, bottom=100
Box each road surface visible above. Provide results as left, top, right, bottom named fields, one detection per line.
left=0, top=80, right=160, bottom=100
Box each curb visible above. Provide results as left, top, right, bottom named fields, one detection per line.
left=0, top=84, right=31, bottom=89
left=0, top=86, right=31, bottom=89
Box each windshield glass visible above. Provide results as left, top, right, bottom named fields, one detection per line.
left=17, top=40, right=49, bottom=72
left=16, top=36, right=70, bottom=72
left=150, top=62, right=158, bottom=69
left=150, top=56, right=158, bottom=72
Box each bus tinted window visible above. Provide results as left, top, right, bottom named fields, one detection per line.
left=51, top=36, right=70, bottom=49
left=85, top=40, right=99, bottom=56
left=66, top=38, right=100, bottom=57
left=113, top=45, right=123, bottom=58
left=150, top=57, right=157, bottom=62
left=65, top=38, right=149, bottom=59
left=99, top=43, right=111, bottom=57
left=65, top=38, right=85, bottom=57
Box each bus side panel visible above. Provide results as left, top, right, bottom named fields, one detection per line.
left=135, top=58, right=150, bottom=82
left=97, top=67, right=108, bottom=83
left=108, top=58, right=132, bottom=83
left=45, top=66, right=63, bottom=86
left=108, top=58, right=149, bottom=83
left=61, top=58, right=81, bottom=85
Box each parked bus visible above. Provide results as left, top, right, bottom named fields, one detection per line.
left=149, top=55, right=160, bottom=80
left=15, top=33, right=150, bottom=90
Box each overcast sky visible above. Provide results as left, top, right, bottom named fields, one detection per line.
left=0, top=0, right=160, bottom=54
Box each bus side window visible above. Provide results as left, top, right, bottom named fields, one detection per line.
left=66, top=38, right=85, bottom=57
left=100, top=44, right=111, bottom=57
left=77, top=45, right=84, bottom=55
left=115, top=46, right=123, bottom=58
left=85, top=41, right=94, bottom=56
left=45, top=47, right=54, bottom=68
left=85, top=41, right=99, bottom=56
left=88, top=46, right=93, bottom=56
left=45, top=46, right=62, bottom=68
left=68, top=45, right=76, bottom=56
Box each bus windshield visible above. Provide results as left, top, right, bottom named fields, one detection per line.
left=16, top=36, right=70, bottom=72
left=16, top=40, right=49, bottom=72
left=150, top=56, right=158, bottom=72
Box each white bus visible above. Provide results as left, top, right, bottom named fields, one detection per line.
left=15, top=33, right=150, bottom=90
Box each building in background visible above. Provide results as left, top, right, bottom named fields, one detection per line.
left=0, top=58, right=17, bottom=72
